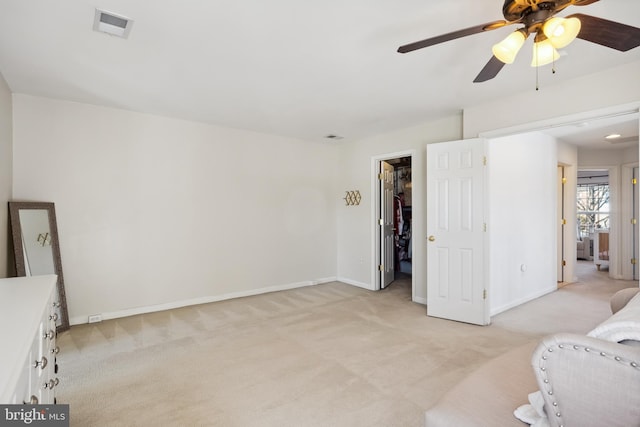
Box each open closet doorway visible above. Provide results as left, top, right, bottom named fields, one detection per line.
left=375, top=155, right=413, bottom=291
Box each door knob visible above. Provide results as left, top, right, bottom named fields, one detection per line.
left=428, top=235, right=435, bottom=242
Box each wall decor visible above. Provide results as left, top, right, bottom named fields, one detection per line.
left=344, top=190, right=361, bottom=206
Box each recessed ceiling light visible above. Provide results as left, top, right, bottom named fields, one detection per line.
left=93, top=9, right=134, bottom=39
left=605, top=133, right=622, bottom=140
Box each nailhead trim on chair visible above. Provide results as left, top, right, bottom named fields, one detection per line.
left=536, top=342, right=640, bottom=427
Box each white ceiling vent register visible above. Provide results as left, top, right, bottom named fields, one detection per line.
left=93, top=9, right=134, bottom=38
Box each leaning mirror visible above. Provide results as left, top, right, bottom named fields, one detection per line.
left=9, top=201, right=70, bottom=332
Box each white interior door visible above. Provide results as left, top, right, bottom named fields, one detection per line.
left=426, top=138, right=489, bottom=325
left=381, top=161, right=395, bottom=289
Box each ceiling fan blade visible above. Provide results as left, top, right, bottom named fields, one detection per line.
left=569, top=13, right=640, bottom=51
left=473, top=56, right=506, bottom=83
left=397, top=20, right=510, bottom=54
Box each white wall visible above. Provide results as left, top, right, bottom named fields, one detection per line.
left=578, top=145, right=639, bottom=166
left=488, top=132, right=558, bottom=315
left=337, top=115, right=463, bottom=303
left=12, top=95, right=339, bottom=324
left=0, top=72, right=12, bottom=278
left=9, top=60, right=639, bottom=323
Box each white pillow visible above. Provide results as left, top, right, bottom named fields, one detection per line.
left=588, top=291, right=640, bottom=343
left=514, top=391, right=550, bottom=427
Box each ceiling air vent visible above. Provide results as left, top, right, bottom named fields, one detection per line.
left=93, top=9, right=134, bottom=38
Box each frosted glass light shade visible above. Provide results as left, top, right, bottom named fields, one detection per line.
left=492, top=31, right=526, bottom=64
left=543, top=17, right=581, bottom=48
left=531, top=39, right=560, bottom=67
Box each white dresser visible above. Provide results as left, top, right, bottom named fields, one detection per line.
left=0, top=275, right=60, bottom=404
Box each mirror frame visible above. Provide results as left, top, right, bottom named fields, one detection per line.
left=8, top=201, right=70, bottom=332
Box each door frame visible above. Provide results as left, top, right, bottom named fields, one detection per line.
left=557, top=165, right=566, bottom=283
left=622, top=163, right=640, bottom=280
left=557, top=163, right=577, bottom=284
left=578, top=165, right=620, bottom=278
left=371, top=150, right=416, bottom=295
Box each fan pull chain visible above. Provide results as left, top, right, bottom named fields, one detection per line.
left=535, top=43, right=539, bottom=91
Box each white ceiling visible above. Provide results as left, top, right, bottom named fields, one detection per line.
left=541, top=111, right=638, bottom=149
left=0, top=0, right=639, bottom=143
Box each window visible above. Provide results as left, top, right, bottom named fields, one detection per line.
left=577, top=181, right=609, bottom=239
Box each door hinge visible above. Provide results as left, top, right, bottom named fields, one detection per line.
left=632, top=259, right=638, bottom=265
left=632, top=218, right=638, bottom=225
left=378, top=173, right=384, bottom=180
left=483, top=289, right=487, bottom=300
left=562, top=260, right=567, bottom=266
left=633, top=178, right=637, bottom=185
left=561, top=177, right=567, bottom=184
left=379, top=218, right=384, bottom=225
left=483, top=223, right=487, bottom=232
left=483, top=156, right=487, bottom=166
left=561, top=218, right=567, bottom=225
left=379, top=264, right=384, bottom=271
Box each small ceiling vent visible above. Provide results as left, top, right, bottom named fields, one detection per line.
left=93, top=9, right=133, bottom=38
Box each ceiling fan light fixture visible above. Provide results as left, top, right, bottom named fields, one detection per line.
left=543, top=17, right=581, bottom=48
left=492, top=30, right=526, bottom=64
left=531, top=39, right=560, bottom=67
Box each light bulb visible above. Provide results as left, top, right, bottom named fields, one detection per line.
left=543, top=17, right=581, bottom=48
left=492, top=30, right=526, bottom=64
left=531, top=39, right=560, bottom=67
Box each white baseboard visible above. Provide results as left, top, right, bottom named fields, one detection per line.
left=490, top=286, right=557, bottom=317
left=70, top=276, right=337, bottom=326
left=337, top=277, right=374, bottom=291
left=412, top=296, right=427, bottom=305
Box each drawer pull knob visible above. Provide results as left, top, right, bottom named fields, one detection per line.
left=49, top=313, right=59, bottom=321
left=51, top=346, right=60, bottom=354
left=52, top=301, right=61, bottom=308
left=24, top=395, right=38, bottom=405
left=43, top=330, right=55, bottom=340
left=43, top=378, right=59, bottom=389
left=34, top=356, right=48, bottom=370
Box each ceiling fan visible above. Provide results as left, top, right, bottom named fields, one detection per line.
left=397, top=0, right=640, bottom=82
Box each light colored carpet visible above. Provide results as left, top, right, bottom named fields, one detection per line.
left=57, top=262, right=636, bottom=426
